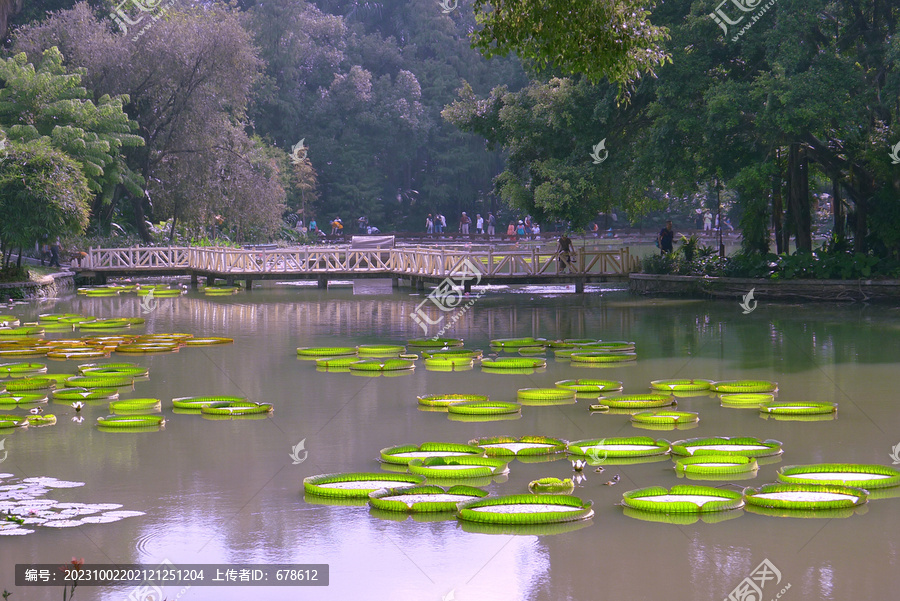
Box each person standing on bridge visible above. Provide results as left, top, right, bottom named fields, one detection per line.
left=475, top=214, right=484, bottom=234
left=459, top=212, right=471, bottom=234
left=487, top=213, right=496, bottom=236
left=557, top=232, right=574, bottom=273
left=426, top=214, right=434, bottom=234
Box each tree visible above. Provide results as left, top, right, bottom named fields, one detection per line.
left=0, top=47, right=144, bottom=227
left=0, top=139, right=91, bottom=271
left=470, top=0, right=670, bottom=99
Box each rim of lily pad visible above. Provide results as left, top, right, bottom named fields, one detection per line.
left=380, top=442, right=485, bottom=465
left=110, top=399, right=162, bottom=413
left=0, top=315, right=20, bottom=326
left=171, top=395, right=246, bottom=409
left=671, top=437, right=783, bottom=457
left=458, top=517, right=594, bottom=536
left=0, top=362, right=47, bottom=375
left=25, top=373, right=74, bottom=385
left=489, top=337, right=546, bottom=349
left=421, top=348, right=481, bottom=359
left=424, top=356, right=474, bottom=368
left=78, top=319, right=131, bottom=330
left=570, top=351, right=637, bottom=363
left=470, top=435, right=567, bottom=456
left=140, top=332, right=193, bottom=340
left=65, top=375, right=133, bottom=388
left=650, top=379, right=712, bottom=392
left=304, top=472, right=426, bottom=498
left=744, top=483, right=868, bottom=509
left=0, top=392, right=48, bottom=405
left=183, top=337, right=234, bottom=346
left=416, top=393, right=489, bottom=408
left=446, top=401, right=521, bottom=415
left=516, top=388, right=576, bottom=402
left=761, top=412, right=835, bottom=423
left=595, top=394, right=675, bottom=409
left=720, top=393, right=776, bottom=405
left=632, top=410, right=699, bottom=425
left=457, top=494, right=593, bottom=525
left=0, top=415, right=28, bottom=428
left=448, top=412, right=522, bottom=423
left=759, top=401, right=837, bottom=415
left=136, top=288, right=183, bottom=297
left=777, top=463, right=900, bottom=489
left=0, top=347, right=49, bottom=357
left=406, top=338, right=464, bottom=348
left=314, top=356, right=360, bottom=369
left=96, top=415, right=165, bottom=428
left=115, top=343, right=178, bottom=354
left=407, top=456, right=509, bottom=479
left=622, top=485, right=744, bottom=513
left=582, top=341, right=635, bottom=351
left=555, top=379, right=623, bottom=393
left=5, top=377, right=54, bottom=392
left=674, top=454, right=759, bottom=476
left=297, top=346, right=356, bottom=357
left=77, top=362, right=140, bottom=372
left=200, top=402, right=273, bottom=415
left=517, top=346, right=547, bottom=355
left=567, top=437, right=671, bottom=458
left=357, top=344, right=406, bottom=356
left=368, top=484, right=488, bottom=513
left=203, top=286, right=241, bottom=294
left=621, top=506, right=744, bottom=525
left=0, top=327, right=45, bottom=337
left=528, top=477, right=574, bottom=494
left=80, top=366, right=148, bottom=379
left=481, top=357, right=546, bottom=369
left=743, top=504, right=863, bottom=519
left=348, top=359, right=415, bottom=372
left=711, top=380, right=778, bottom=393
left=52, top=387, right=118, bottom=401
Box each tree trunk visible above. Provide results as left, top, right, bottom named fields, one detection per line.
left=853, top=169, right=869, bottom=253
left=787, top=143, right=812, bottom=252
left=16, top=245, right=22, bottom=269
left=832, top=177, right=844, bottom=239
left=131, top=194, right=152, bottom=242
left=773, top=147, right=784, bottom=254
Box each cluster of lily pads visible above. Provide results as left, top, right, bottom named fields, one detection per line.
left=77, top=283, right=240, bottom=297
left=0, top=313, right=234, bottom=358
left=0, top=474, right=145, bottom=536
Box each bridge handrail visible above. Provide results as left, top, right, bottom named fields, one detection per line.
left=83, top=245, right=634, bottom=276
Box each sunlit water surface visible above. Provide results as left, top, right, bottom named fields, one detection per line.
left=2, top=282, right=900, bottom=600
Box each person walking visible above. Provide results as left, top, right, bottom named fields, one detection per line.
left=557, top=232, right=574, bottom=273
left=475, top=214, right=484, bottom=234
left=49, top=238, right=61, bottom=268
left=487, top=212, right=496, bottom=236
left=658, top=220, right=675, bottom=255
left=459, top=212, right=471, bottom=234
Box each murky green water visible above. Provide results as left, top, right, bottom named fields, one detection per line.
left=3, top=282, right=900, bottom=600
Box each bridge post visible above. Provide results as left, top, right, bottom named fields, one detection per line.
left=317, top=276, right=328, bottom=289
left=97, top=273, right=107, bottom=285
left=225, top=276, right=235, bottom=287
left=245, top=278, right=252, bottom=291
left=575, top=277, right=585, bottom=294
left=464, top=279, right=472, bottom=294
left=190, top=274, right=198, bottom=289
left=206, top=276, right=214, bottom=287
left=391, top=276, right=399, bottom=288
left=415, top=277, right=425, bottom=291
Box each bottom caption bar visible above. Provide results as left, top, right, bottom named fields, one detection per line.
left=16, top=564, right=329, bottom=586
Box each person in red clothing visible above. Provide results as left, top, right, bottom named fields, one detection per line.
left=459, top=212, right=471, bottom=234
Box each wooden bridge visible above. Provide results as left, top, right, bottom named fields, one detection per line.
left=74, top=244, right=638, bottom=292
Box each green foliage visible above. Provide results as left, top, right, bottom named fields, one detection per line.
left=470, top=0, right=670, bottom=99
left=0, top=139, right=92, bottom=269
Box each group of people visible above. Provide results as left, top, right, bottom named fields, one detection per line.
left=40, top=237, right=62, bottom=268
left=425, top=212, right=497, bottom=235
left=506, top=216, right=541, bottom=241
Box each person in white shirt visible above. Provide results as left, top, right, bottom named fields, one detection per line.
left=476, top=214, right=484, bottom=233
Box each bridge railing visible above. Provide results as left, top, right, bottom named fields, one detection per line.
left=84, top=245, right=635, bottom=276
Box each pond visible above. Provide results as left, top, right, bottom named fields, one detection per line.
left=2, top=282, right=899, bottom=600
